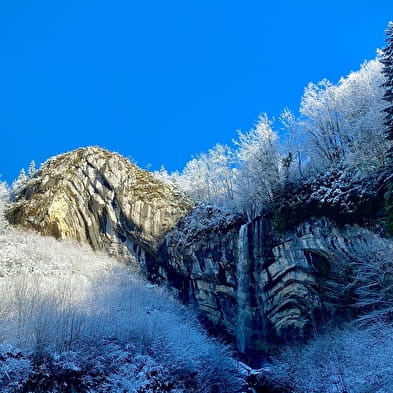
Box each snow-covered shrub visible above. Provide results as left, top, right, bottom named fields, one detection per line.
left=166, top=203, right=244, bottom=246
left=271, top=324, right=393, bottom=393
left=343, top=236, right=393, bottom=325
left=0, top=344, right=32, bottom=393
left=0, top=224, right=242, bottom=392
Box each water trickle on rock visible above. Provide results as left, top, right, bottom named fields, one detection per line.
left=236, top=222, right=252, bottom=354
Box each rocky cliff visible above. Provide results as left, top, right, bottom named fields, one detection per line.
left=156, top=208, right=390, bottom=358
left=7, top=147, right=392, bottom=359
left=7, top=147, right=192, bottom=263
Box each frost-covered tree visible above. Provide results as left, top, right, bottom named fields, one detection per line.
left=28, top=160, right=36, bottom=177
left=300, top=78, right=346, bottom=166
left=10, top=168, right=27, bottom=198
left=0, top=181, right=9, bottom=231
left=152, top=165, right=181, bottom=192
left=206, top=143, right=235, bottom=204
left=233, top=114, right=280, bottom=217
left=335, top=59, right=388, bottom=170
left=178, top=144, right=235, bottom=206
left=279, top=108, right=305, bottom=180
left=301, top=59, right=387, bottom=172
left=178, top=155, right=211, bottom=203
left=381, top=22, right=393, bottom=144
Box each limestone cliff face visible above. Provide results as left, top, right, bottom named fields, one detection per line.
left=153, top=206, right=246, bottom=340
left=156, top=211, right=388, bottom=356
left=7, top=147, right=192, bottom=262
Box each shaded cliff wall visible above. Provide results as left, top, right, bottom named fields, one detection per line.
left=152, top=206, right=245, bottom=340
left=156, top=211, right=390, bottom=356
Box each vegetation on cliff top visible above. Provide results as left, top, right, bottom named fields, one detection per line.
left=152, top=28, right=393, bottom=231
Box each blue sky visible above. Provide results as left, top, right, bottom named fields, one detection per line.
left=0, top=1, right=392, bottom=183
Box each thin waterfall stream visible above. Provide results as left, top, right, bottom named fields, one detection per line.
left=236, top=222, right=252, bottom=354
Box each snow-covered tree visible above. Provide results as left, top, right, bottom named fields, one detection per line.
left=205, top=143, right=235, bottom=204
left=0, top=181, right=9, bottom=231
left=10, top=168, right=27, bottom=198
left=233, top=114, right=280, bottom=217
left=178, top=155, right=212, bottom=203
left=28, top=160, right=36, bottom=177
left=279, top=107, right=305, bottom=180
left=381, top=22, right=393, bottom=145
left=178, top=144, right=235, bottom=206
left=300, top=59, right=387, bottom=172
left=300, top=78, right=346, bottom=167
left=336, top=59, right=388, bottom=170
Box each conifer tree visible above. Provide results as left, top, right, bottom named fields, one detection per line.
left=28, top=160, right=36, bottom=177
left=381, top=22, right=393, bottom=142
left=0, top=181, right=9, bottom=231
left=10, top=168, right=27, bottom=198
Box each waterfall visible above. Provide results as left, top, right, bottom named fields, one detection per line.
left=236, top=223, right=251, bottom=354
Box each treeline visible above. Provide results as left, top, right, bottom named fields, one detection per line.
left=157, top=24, right=393, bottom=220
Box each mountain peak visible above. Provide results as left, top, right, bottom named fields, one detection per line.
left=7, top=146, right=192, bottom=262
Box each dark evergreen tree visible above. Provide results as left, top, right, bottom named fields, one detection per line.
left=381, top=22, right=393, bottom=141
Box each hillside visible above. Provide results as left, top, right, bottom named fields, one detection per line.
left=0, top=206, right=243, bottom=393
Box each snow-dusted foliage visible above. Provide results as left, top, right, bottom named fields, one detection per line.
left=268, top=234, right=393, bottom=392
left=10, top=168, right=27, bottom=199
left=343, top=236, right=393, bottom=325
left=279, top=107, right=306, bottom=181
left=381, top=21, right=393, bottom=142
left=0, top=181, right=9, bottom=231
left=0, top=224, right=242, bottom=392
left=0, top=344, right=32, bottom=393
left=175, top=55, right=389, bottom=219
left=233, top=114, right=280, bottom=217
left=271, top=324, right=393, bottom=393
left=300, top=59, right=388, bottom=172
left=165, top=203, right=244, bottom=251
left=176, top=143, right=235, bottom=207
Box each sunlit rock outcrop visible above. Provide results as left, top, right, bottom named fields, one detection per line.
left=7, top=146, right=192, bottom=263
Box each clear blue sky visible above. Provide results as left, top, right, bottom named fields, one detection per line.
left=0, top=1, right=392, bottom=184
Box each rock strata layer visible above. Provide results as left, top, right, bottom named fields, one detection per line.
left=7, top=146, right=192, bottom=262
left=158, top=211, right=389, bottom=356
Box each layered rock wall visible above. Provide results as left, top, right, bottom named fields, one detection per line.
left=158, top=212, right=389, bottom=356
left=7, top=147, right=192, bottom=263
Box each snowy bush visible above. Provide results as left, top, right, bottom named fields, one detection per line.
left=343, top=237, right=393, bottom=325
left=271, top=324, right=393, bottom=393
left=0, top=223, right=242, bottom=392
left=0, top=344, right=32, bottom=393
